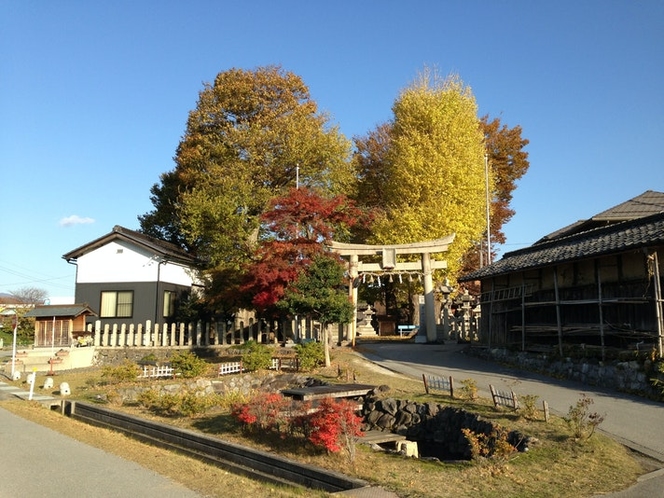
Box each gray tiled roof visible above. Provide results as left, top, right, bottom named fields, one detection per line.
left=460, top=211, right=664, bottom=281
left=536, top=190, right=664, bottom=243
left=25, top=303, right=97, bottom=318
left=63, top=225, right=199, bottom=265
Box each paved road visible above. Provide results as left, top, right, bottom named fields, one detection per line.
left=0, top=405, right=202, bottom=497
left=356, top=341, right=664, bottom=497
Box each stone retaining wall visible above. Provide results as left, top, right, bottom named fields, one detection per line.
left=108, top=372, right=310, bottom=404
left=468, top=347, right=663, bottom=398
left=361, top=391, right=529, bottom=460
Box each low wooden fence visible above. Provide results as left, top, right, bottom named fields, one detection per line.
left=489, top=384, right=519, bottom=410
left=137, top=357, right=301, bottom=379
left=139, top=365, right=176, bottom=379
left=422, top=374, right=455, bottom=398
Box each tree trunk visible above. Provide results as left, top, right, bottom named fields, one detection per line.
left=322, top=323, right=331, bottom=367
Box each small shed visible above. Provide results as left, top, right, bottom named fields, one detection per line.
left=25, top=304, right=97, bottom=348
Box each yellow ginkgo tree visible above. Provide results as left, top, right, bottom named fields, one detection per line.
left=370, top=69, right=490, bottom=285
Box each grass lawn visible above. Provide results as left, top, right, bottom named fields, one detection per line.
left=1, top=343, right=657, bottom=498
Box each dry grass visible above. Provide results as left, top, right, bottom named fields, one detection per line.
left=1, top=345, right=655, bottom=498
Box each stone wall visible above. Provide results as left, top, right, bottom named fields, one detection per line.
left=361, top=391, right=529, bottom=460
left=468, top=347, right=663, bottom=398
left=92, top=347, right=223, bottom=367
left=108, top=371, right=311, bottom=405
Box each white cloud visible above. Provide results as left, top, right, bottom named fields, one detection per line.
left=59, top=215, right=95, bottom=227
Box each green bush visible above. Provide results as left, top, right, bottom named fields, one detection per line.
left=169, top=351, right=209, bottom=378
left=138, top=387, right=219, bottom=417
left=294, top=340, right=324, bottom=371
left=101, top=360, right=140, bottom=383
left=519, top=394, right=541, bottom=420
left=238, top=340, right=273, bottom=371
left=140, top=353, right=159, bottom=363
left=460, top=378, right=478, bottom=400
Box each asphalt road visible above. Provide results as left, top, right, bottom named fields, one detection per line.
left=355, top=341, right=664, bottom=498
left=0, top=406, right=202, bottom=498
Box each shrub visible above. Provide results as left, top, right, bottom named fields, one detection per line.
left=564, top=394, right=605, bottom=441
left=231, top=392, right=290, bottom=431
left=460, top=378, right=478, bottom=400
left=140, top=353, right=159, bottom=363
left=294, top=340, right=324, bottom=371
left=238, top=340, right=273, bottom=371
left=519, top=394, right=541, bottom=420
left=303, top=397, right=363, bottom=463
left=169, top=351, right=209, bottom=378
left=101, top=359, right=140, bottom=383
left=462, top=425, right=517, bottom=475
left=650, top=361, right=664, bottom=399
left=138, top=387, right=220, bottom=417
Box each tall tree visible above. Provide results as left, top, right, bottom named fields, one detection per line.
left=139, top=66, right=354, bottom=260
left=139, top=66, right=355, bottom=309
left=367, top=70, right=488, bottom=285
left=353, top=102, right=530, bottom=292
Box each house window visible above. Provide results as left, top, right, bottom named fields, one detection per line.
left=163, top=290, right=176, bottom=318
left=100, top=291, right=133, bottom=318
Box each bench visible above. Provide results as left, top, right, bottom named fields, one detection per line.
left=281, top=383, right=375, bottom=402
left=397, top=325, right=418, bottom=337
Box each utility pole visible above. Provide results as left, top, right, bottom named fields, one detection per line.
left=485, top=153, right=491, bottom=265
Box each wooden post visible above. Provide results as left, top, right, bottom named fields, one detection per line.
left=195, top=321, right=202, bottom=346
left=111, top=324, right=118, bottom=347
left=489, top=384, right=498, bottom=407
left=487, top=279, right=494, bottom=348
left=422, top=374, right=430, bottom=394
left=553, top=267, right=564, bottom=357
left=170, top=323, right=176, bottom=347
left=178, top=323, right=185, bottom=346
left=543, top=400, right=550, bottom=422
left=521, top=281, right=526, bottom=352
left=596, top=262, right=606, bottom=361
left=649, top=252, right=664, bottom=358
left=129, top=323, right=136, bottom=346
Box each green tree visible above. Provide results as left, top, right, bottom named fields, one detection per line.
left=139, top=66, right=355, bottom=308
left=277, top=255, right=353, bottom=367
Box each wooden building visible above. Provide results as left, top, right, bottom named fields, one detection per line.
left=460, top=191, right=664, bottom=357
left=62, top=226, right=201, bottom=329
left=25, top=304, right=97, bottom=347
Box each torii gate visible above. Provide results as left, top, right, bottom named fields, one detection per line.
left=328, top=234, right=455, bottom=344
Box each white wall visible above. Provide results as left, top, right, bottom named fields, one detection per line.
left=75, top=240, right=195, bottom=286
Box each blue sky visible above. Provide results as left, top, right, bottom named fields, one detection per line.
left=1, top=1, right=662, bottom=301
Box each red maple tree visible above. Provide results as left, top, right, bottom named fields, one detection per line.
left=240, top=187, right=367, bottom=312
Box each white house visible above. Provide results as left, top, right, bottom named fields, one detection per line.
left=63, top=226, right=201, bottom=328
